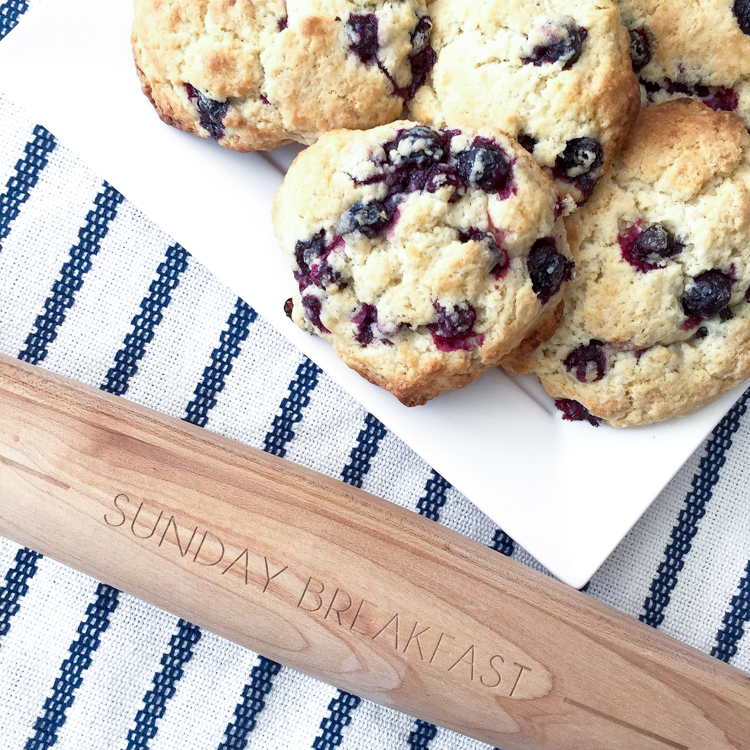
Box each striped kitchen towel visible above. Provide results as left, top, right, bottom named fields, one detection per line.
left=1, top=4, right=750, bottom=750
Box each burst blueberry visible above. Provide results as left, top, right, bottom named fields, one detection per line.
left=429, top=301, right=476, bottom=338
left=523, top=23, right=588, bottom=70
left=555, top=137, right=604, bottom=179
left=339, top=201, right=392, bottom=238
left=628, top=28, right=652, bottom=72
left=455, top=140, right=511, bottom=194
left=555, top=399, right=601, bottom=426
left=185, top=83, right=228, bottom=140
left=564, top=341, right=607, bottom=383
left=733, top=0, right=750, bottom=35
left=518, top=135, right=537, bottom=154
left=526, top=238, right=574, bottom=304
left=682, top=270, right=733, bottom=320
left=458, top=228, right=509, bottom=278
left=302, top=295, right=329, bottom=333
left=347, top=14, right=380, bottom=65
left=622, top=224, right=683, bottom=272
left=294, top=231, right=326, bottom=278
left=352, top=304, right=379, bottom=345
left=388, top=127, right=444, bottom=167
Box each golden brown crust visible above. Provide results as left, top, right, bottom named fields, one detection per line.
left=132, top=0, right=430, bottom=152
left=408, top=0, right=640, bottom=203
left=273, top=122, right=571, bottom=407
left=521, top=101, right=750, bottom=427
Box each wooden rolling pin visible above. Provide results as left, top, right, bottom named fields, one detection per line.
left=0, top=353, right=749, bottom=750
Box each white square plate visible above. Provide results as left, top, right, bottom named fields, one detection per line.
left=0, top=0, right=744, bottom=588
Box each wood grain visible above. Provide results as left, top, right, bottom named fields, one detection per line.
left=0, top=353, right=748, bottom=749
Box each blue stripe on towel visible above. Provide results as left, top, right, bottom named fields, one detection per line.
left=407, top=719, right=438, bottom=750
left=341, top=413, right=388, bottom=489
left=126, top=620, right=202, bottom=749
left=489, top=528, right=515, bottom=558
left=217, top=657, right=282, bottom=750
left=0, top=547, right=42, bottom=639
left=0, top=0, right=29, bottom=41
left=101, top=243, right=190, bottom=396
left=711, top=560, right=750, bottom=663
left=18, top=182, right=124, bottom=365
left=263, top=357, right=322, bottom=457
left=24, top=583, right=119, bottom=750
left=184, top=297, right=257, bottom=426
left=416, top=470, right=450, bottom=522
left=641, top=389, right=750, bottom=628
left=312, top=692, right=361, bottom=750
left=0, top=125, right=56, bottom=241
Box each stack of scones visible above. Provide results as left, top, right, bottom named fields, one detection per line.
left=133, top=0, right=750, bottom=427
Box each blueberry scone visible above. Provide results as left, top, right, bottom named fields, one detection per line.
left=132, top=0, right=435, bottom=152
left=504, top=101, right=750, bottom=428
left=619, top=0, right=750, bottom=126
left=408, top=0, right=640, bottom=206
left=273, top=122, right=573, bottom=406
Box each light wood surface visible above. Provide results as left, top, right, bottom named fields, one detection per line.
left=0, top=353, right=748, bottom=750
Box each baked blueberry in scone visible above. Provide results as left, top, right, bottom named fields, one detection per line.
left=408, top=0, right=640, bottom=206
left=503, top=101, right=750, bottom=428
left=273, top=122, right=573, bottom=406
left=618, top=0, right=750, bottom=127
left=132, top=0, right=435, bottom=151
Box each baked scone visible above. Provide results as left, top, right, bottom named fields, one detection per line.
left=619, top=0, right=750, bottom=126
left=132, top=0, right=435, bottom=152
left=273, top=122, right=573, bottom=406
left=504, top=100, right=750, bottom=428
left=408, top=0, right=640, bottom=205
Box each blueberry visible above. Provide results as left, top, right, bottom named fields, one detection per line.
left=295, top=231, right=343, bottom=290
left=563, top=341, right=607, bottom=383
left=294, top=231, right=326, bottom=277
left=185, top=84, right=228, bottom=140
left=455, top=141, right=511, bottom=193
left=555, top=138, right=604, bottom=179
left=524, top=23, right=588, bottom=70
left=302, top=295, right=329, bottom=333
left=623, top=224, right=683, bottom=272
left=339, top=201, right=392, bottom=238
left=518, top=135, right=538, bottom=153
left=682, top=270, right=733, bottom=320
left=284, top=298, right=294, bottom=319
left=733, top=0, right=750, bottom=35
left=277, top=16, right=288, bottom=31
left=410, top=15, right=432, bottom=53
left=347, top=14, right=380, bottom=65
left=429, top=301, right=476, bottom=339
left=628, top=28, right=652, bottom=72
left=694, top=327, right=709, bottom=340
left=555, top=399, right=601, bottom=426
left=526, top=238, right=574, bottom=304
left=352, top=303, right=378, bottom=345
left=388, top=127, right=444, bottom=167
left=405, top=45, right=437, bottom=99
left=458, top=228, right=509, bottom=278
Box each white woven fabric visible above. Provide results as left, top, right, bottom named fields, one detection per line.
left=1, top=5, right=750, bottom=746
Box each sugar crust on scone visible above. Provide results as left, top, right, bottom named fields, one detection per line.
left=408, top=0, right=640, bottom=205
left=506, top=100, right=750, bottom=428
left=273, top=122, right=573, bottom=406
left=132, top=0, right=435, bottom=152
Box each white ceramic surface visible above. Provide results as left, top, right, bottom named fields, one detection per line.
left=0, top=0, right=744, bottom=587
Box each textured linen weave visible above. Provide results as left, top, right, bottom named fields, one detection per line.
left=1, top=4, right=750, bottom=750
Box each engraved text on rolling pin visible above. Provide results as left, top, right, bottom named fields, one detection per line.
left=104, top=494, right=551, bottom=700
